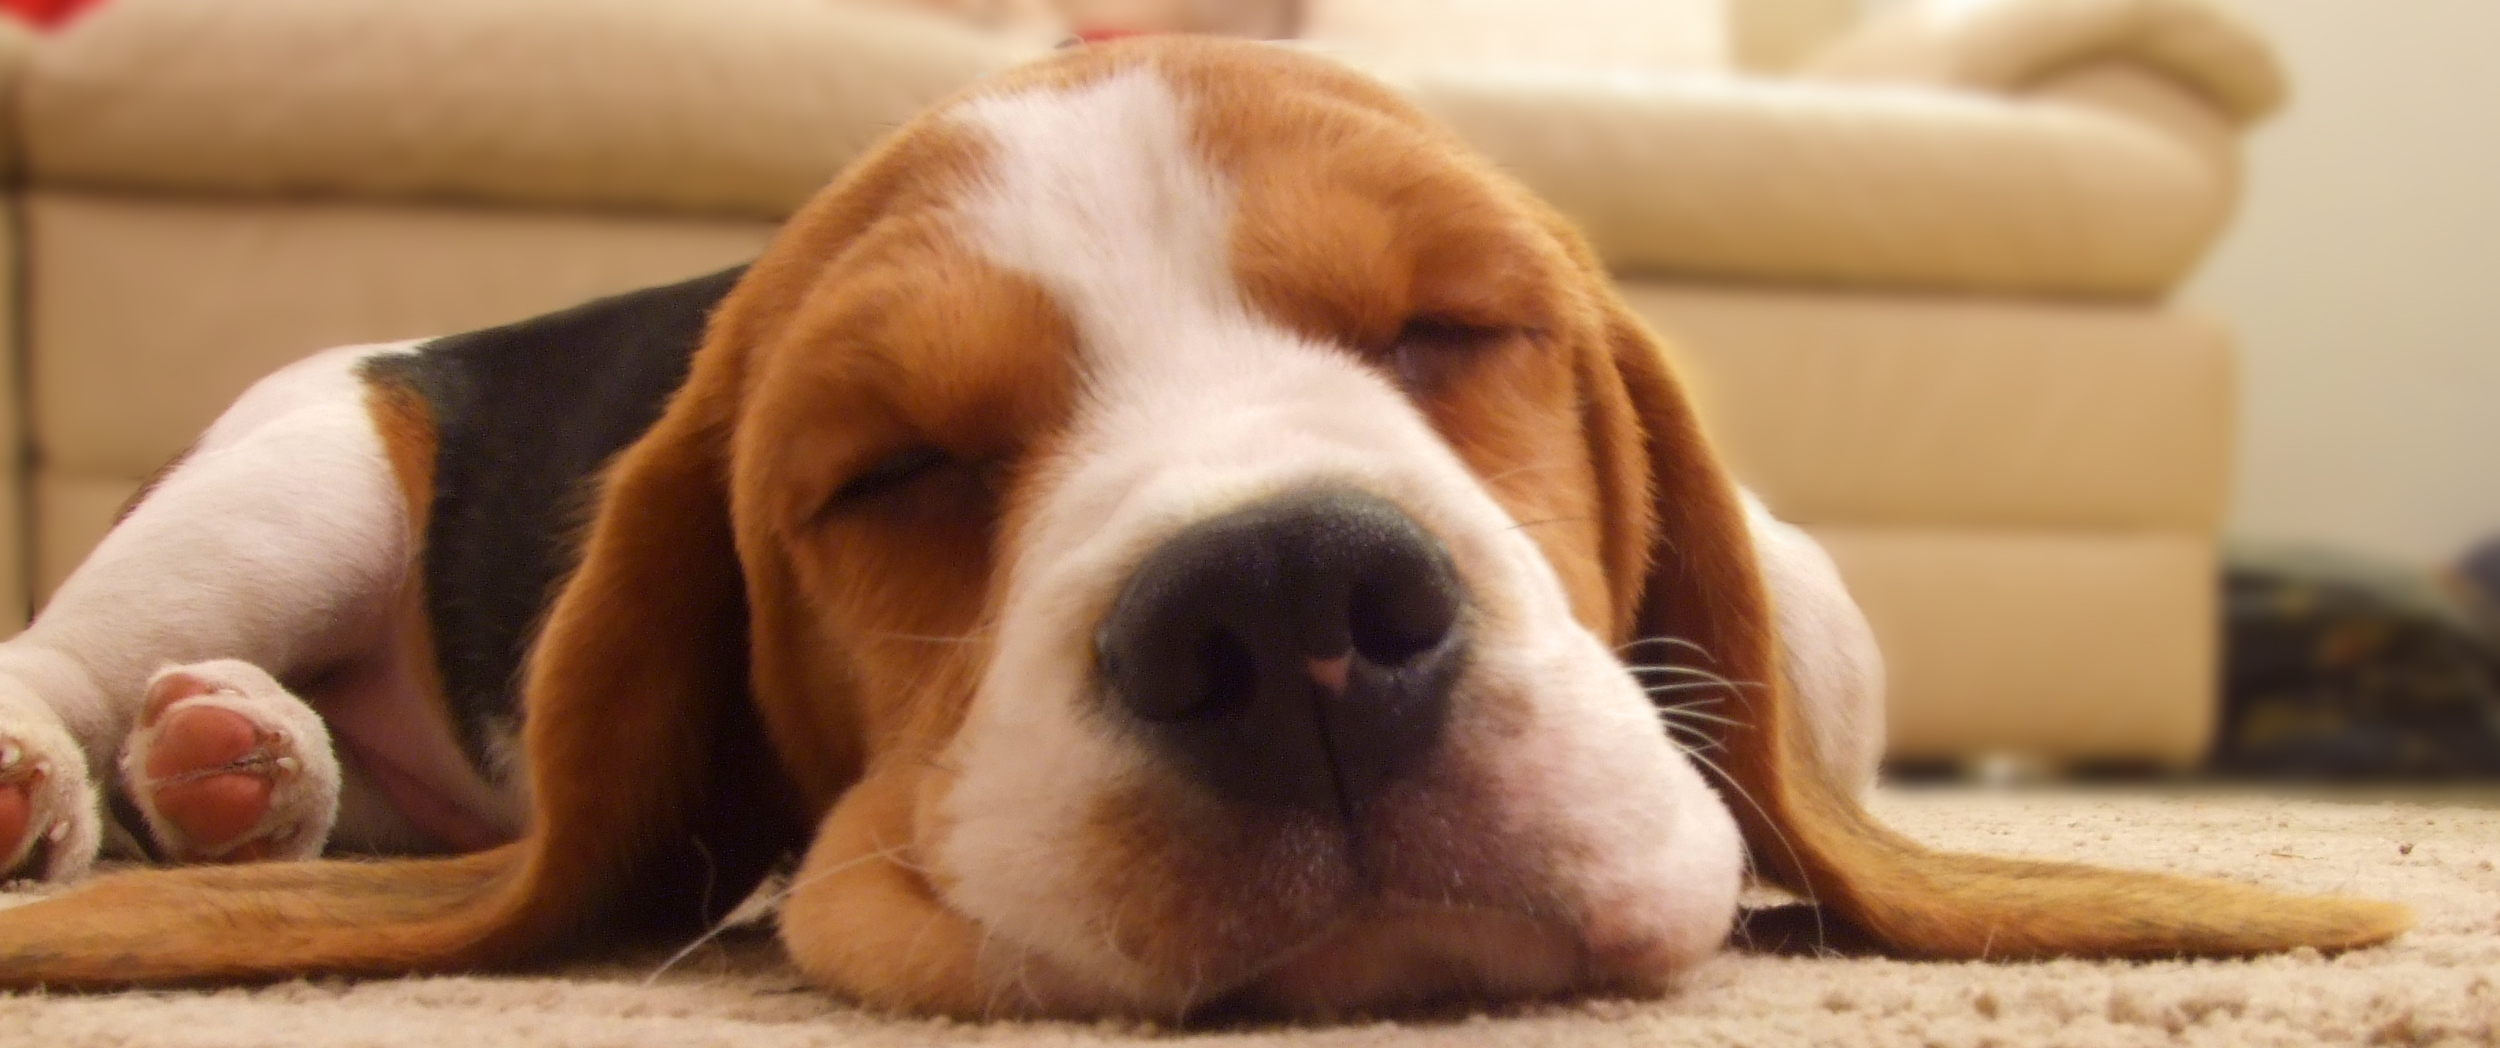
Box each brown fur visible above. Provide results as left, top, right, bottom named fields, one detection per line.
left=0, top=37, right=2407, bottom=1013
left=354, top=377, right=464, bottom=831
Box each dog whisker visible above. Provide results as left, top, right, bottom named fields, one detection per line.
left=1501, top=514, right=1597, bottom=534
left=1014, top=945, right=1043, bottom=1015
left=1677, top=746, right=1826, bottom=953
left=1616, top=635, right=1712, bottom=660
left=1643, top=680, right=1747, bottom=700
left=978, top=924, right=1014, bottom=1021
left=1473, top=459, right=1578, bottom=486
left=1652, top=694, right=1729, bottom=708
left=690, top=837, right=719, bottom=942
left=1175, top=958, right=1207, bottom=1026
left=1660, top=723, right=1727, bottom=755
left=1653, top=705, right=1743, bottom=730
left=901, top=908, right=948, bottom=988
left=1626, top=664, right=1764, bottom=692
left=642, top=840, right=913, bottom=985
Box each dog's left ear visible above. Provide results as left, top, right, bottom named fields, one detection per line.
left=1587, top=292, right=2412, bottom=960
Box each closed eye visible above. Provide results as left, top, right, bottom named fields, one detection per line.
left=832, top=445, right=951, bottom=505
left=1389, top=316, right=1515, bottom=393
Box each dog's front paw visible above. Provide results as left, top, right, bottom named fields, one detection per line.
left=119, top=660, right=340, bottom=863
left=0, top=705, right=102, bottom=883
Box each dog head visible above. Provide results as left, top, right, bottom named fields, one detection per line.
left=685, top=39, right=1748, bottom=1014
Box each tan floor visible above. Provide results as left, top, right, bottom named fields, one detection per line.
left=2153, top=782, right=2500, bottom=811
left=4, top=789, right=2497, bottom=1046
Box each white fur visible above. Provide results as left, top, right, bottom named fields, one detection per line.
left=935, top=68, right=1749, bottom=1011
left=0, top=343, right=422, bottom=876
left=1745, top=494, right=1887, bottom=797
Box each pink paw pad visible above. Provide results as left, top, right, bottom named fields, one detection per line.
left=134, top=676, right=304, bottom=862
left=0, top=757, right=34, bottom=871
left=0, top=729, right=88, bottom=881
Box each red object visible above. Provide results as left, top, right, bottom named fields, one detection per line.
left=0, top=0, right=103, bottom=29
left=1074, top=27, right=1161, bottom=44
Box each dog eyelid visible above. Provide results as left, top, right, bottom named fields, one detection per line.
left=1388, top=316, right=1516, bottom=392
left=1395, top=315, right=1504, bottom=344
left=829, top=445, right=952, bottom=507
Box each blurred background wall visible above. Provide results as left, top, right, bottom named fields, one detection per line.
left=2186, top=0, right=2500, bottom=567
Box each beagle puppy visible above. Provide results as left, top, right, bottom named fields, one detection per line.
left=0, top=38, right=2406, bottom=1018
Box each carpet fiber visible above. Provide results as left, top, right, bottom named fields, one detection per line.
left=5, top=790, right=2496, bottom=1046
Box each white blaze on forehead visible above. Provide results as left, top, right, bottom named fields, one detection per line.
left=952, top=67, right=1244, bottom=366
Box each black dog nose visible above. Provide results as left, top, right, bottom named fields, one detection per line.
left=1095, top=488, right=1467, bottom=815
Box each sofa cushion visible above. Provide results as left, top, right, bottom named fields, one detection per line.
left=29, top=472, right=127, bottom=606
left=22, top=0, right=1038, bottom=219
left=1620, top=281, right=2233, bottom=531
left=26, top=191, right=776, bottom=480
left=1299, top=0, right=1730, bottom=73
left=1811, top=525, right=2215, bottom=765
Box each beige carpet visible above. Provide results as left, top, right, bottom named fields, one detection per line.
left=4, top=790, right=2496, bottom=1047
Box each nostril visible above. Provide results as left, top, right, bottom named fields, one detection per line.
left=1099, top=625, right=1261, bottom=724
left=1196, top=630, right=1258, bottom=719
left=1347, top=563, right=1461, bottom=667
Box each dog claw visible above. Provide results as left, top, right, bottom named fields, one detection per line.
left=46, top=819, right=68, bottom=842
left=1, top=742, right=19, bottom=768
left=274, top=756, right=302, bottom=778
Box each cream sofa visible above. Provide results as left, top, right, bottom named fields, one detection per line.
left=0, top=0, right=2279, bottom=765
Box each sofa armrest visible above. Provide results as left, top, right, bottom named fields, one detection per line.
left=1405, top=65, right=2241, bottom=298
left=1801, top=0, right=2285, bottom=126
left=1388, top=0, right=2285, bottom=299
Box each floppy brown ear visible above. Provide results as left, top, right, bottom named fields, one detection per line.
left=1595, top=298, right=2412, bottom=960
left=0, top=93, right=993, bottom=987
left=0, top=303, right=800, bottom=987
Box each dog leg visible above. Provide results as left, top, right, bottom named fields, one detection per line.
left=0, top=344, right=418, bottom=881
left=1743, top=494, right=1886, bottom=797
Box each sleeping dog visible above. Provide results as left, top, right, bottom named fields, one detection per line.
left=0, top=38, right=2405, bottom=1017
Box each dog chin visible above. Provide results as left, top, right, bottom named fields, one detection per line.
left=1227, top=898, right=1676, bottom=1017
left=931, top=737, right=1745, bottom=1019
left=962, top=841, right=1743, bottom=1021
left=1205, top=767, right=1746, bottom=1019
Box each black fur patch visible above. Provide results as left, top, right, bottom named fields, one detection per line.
left=360, top=267, right=745, bottom=763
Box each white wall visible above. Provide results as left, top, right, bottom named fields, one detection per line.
left=2187, top=1, right=2500, bottom=565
